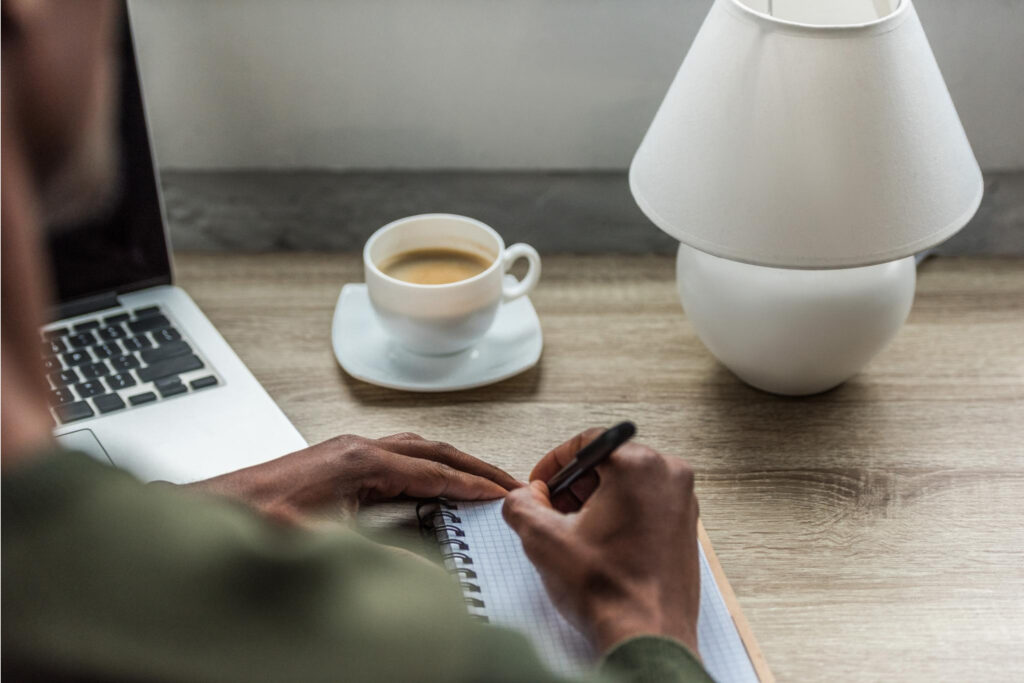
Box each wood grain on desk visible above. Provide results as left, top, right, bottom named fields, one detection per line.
left=176, top=253, right=1024, bottom=683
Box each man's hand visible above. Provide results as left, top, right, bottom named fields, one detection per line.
left=184, top=433, right=522, bottom=526
left=502, top=428, right=701, bottom=656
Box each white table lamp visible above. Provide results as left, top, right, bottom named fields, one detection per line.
left=630, top=0, right=982, bottom=395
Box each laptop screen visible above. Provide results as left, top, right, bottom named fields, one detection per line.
left=45, top=11, right=172, bottom=314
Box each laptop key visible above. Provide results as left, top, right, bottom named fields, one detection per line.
left=75, top=379, right=106, bottom=398
left=103, top=313, right=130, bottom=325
left=156, top=377, right=187, bottom=398
left=68, top=331, right=97, bottom=348
left=122, top=335, right=152, bottom=352
left=93, top=342, right=122, bottom=359
left=190, top=375, right=218, bottom=390
left=129, top=392, right=157, bottom=406
left=137, top=354, right=203, bottom=383
left=50, top=369, right=81, bottom=386
left=107, top=372, right=137, bottom=390
left=141, top=341, right=191, bottom=364
left=160, top=384, right=187, bottom=398
left=73, top=320, right=100, bottom=332
left=55, top=401, right=94, bottom=424
left=50, top=387, right=75, bottom=405
left=99, top=325, right=128, bottom=341
left=132, top=306, right=161, bottom=318
left=110, top=354, right=141, bottom=371
left=43, top=327, right=69, bottom=340
left=61, top=350, right=90, bottom=367
left=128, top=314, right=170, bottom=333
left=154, top=375, right=183, bottom=390
left=80, top=362, right=110, bottom=379
left=43, top=355, right=62, bottom=372
left=43, top=338, right=67, bottom=355
left=153, top=327, right=182, bottom=344
left=93, top=393, right=126, bottom=414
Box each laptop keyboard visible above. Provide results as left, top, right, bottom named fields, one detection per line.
left=42, top=305, right=220, bottom=426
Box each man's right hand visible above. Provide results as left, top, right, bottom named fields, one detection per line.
left=502, top=428, right=701, bottom=656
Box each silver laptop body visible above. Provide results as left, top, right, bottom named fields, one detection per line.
left=44, top=14, right=306, bottom=483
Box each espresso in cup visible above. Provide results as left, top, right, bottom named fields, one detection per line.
left=364, top=214, right=541, bottom=355
left=379, top=248, right=493, bottom=285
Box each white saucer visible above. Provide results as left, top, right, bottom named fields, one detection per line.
left=331, top=283, right=543, bottom=392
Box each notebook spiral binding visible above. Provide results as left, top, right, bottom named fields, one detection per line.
left=418, top=499, right=490, bottom=623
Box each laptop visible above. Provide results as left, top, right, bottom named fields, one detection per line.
left=42, top=14, right=307, bottom=484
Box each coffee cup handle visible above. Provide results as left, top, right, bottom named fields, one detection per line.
left=501, top=243, right=541, bottom=302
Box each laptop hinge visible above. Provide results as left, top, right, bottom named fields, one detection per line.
left=49, top=292, right=121, bottom=322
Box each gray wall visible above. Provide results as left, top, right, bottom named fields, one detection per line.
left=130, top=0, right=1024, bottom=172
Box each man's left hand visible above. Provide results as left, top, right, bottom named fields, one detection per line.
left=182, top=433, right=522, bottom=526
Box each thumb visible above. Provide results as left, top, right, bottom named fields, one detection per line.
left=502, top=481, right=570, bottom=564
left=503, top=480, right=557, bottom=517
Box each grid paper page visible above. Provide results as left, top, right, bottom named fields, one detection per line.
left=443, top=500, right=759, bottom=682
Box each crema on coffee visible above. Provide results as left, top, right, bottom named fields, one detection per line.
left=379, top=248, right=493, bottom=285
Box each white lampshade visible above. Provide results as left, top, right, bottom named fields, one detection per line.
left=629, top=0, right=983, bottom=269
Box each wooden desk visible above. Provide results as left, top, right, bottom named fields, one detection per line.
left=177, top=253, right=1024, bottom=682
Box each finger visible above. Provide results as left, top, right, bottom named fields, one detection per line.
left=550, top=470, right=600, bottom=513
left=528, top=427, right=606, bottom=483
left=502, top=482, right=573, bottom=568
left=592, top=443, right=675, bottom=500
left=379, top=435, right=523, bottom=490
left=381, top=432, right=424, bottom=442
left=368, top=450, right=510, bottom=501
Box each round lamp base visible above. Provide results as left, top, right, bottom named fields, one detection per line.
left=676, top=243, right=916, bottom=396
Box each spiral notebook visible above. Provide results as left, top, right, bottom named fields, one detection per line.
left=424, top=500, right=772, bottom=682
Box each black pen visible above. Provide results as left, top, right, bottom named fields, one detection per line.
left=546, top=421, right=637, bottom=497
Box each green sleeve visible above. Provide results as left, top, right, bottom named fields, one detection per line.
left=601, top=636, right=715, bottom=683
left=2, top=450, right=710, bottom=683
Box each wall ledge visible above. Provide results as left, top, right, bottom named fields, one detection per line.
left=162, top=169, right=1023, bottom=255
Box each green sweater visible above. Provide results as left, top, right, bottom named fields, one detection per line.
left=2, top=450, right=712, bottom=683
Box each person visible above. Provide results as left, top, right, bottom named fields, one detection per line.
left=1, top=2, right=712, bottom=681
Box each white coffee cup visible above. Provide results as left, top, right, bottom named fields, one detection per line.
left=364, top=214, right=541, bottom=355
